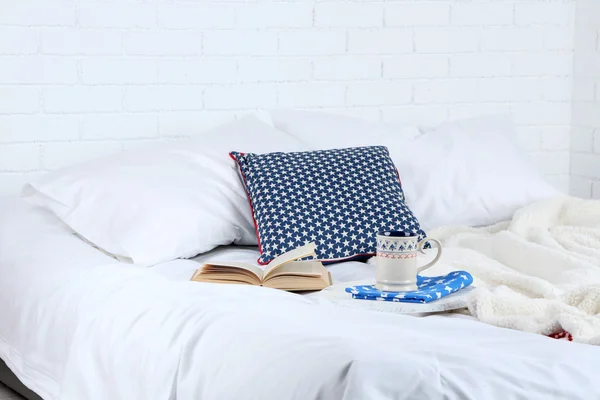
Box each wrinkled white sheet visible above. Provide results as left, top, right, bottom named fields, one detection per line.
left=1, top=196, right=600, bottom=400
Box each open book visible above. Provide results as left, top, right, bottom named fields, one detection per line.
left=190, top=243, right=332, bottom=292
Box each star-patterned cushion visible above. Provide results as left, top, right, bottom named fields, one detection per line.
left=230, top=146, right=426, bottom=265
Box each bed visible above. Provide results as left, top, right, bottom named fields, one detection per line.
left=1, top=194, right=600, bottom=400
left=2, top=112, right=600, bottom=399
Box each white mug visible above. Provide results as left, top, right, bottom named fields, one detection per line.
left=375, top=231, right=443, bottom=292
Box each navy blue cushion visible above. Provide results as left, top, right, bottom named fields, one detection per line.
left=230, top=146, right=426, bottom=265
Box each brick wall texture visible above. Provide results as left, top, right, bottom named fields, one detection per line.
left=0, top=0, right=585, bottom=196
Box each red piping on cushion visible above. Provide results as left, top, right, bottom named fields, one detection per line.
left=394, top=167, right=402, bottom=187
left=229, top=152, right=265, bottom=263
left=385, top=146, right=403, bottom=187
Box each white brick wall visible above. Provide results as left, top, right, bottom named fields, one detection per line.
left=570, top=0, right=600, bottom=198
left=0, top=0, right=579, bottom=196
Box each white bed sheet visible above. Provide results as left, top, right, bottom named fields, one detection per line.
left=1, top=196, right=599, bottom=400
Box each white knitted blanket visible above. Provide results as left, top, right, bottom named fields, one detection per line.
left=429, top=196, right=600, bottom=345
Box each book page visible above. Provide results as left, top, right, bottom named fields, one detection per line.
left=263, top=267, right=332, bottom=291
left=265, top=261, right=324, bottom=280
left=197, top=261, right=264, bottom=281
left=263, top=243, right=317, bottom=278
left=193, top=271, right=260, bottom=285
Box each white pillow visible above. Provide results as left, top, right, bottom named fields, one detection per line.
left=391, top=115, right=561, bottom=230
left=22, top=116, right=307, bottom=266
left=269, top=109, right=421, bottom=149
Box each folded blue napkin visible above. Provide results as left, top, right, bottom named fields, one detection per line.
left=345, top=271, right=474, bottom=303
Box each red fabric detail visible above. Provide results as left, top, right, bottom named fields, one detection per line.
left=548, top=331, right=573, bottom=341
left=394, top=167, right=403, bottom=187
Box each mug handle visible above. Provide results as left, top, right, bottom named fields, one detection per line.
left=416, top=238, right=443, bottom=274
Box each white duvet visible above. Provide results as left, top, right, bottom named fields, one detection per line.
left=1, top=196, right=600, bottom=400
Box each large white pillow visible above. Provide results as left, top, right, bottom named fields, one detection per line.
left=270, top=110, right=559, bottom=229
left=391, top=115, right=562, bottom=230
left=22, top=116, right=307, bottom=265
left=269, top=109, right=421, bottom=149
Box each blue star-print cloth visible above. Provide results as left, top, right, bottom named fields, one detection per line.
left=345, top=271, right=474, bottom=303
left=230, top=146, right=426, bottom=265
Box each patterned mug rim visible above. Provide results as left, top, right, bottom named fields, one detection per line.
left=378, top=230, right=419, bottom=238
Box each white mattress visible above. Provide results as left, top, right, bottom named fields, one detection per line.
left=1, top=195, right=599, bottom=400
